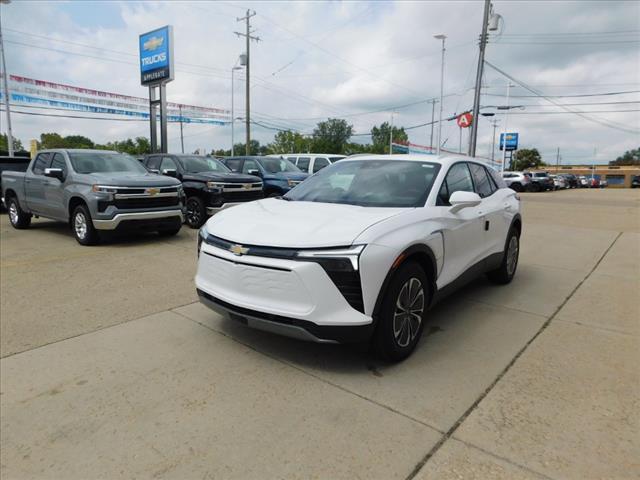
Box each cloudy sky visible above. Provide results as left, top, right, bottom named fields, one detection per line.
left=1, top=0, right=639, bottom=164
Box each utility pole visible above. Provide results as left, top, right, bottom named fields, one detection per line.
left=429, top=99, right=436, bottom=151
left=389, top=112, right=394, bottom=154
left=468, top=0, right=492, bottom=157
left=0, top=6, right=14, bottom=156
left=235, top=10, right=260, bottom=156
left=434, top=34, right=447, bottom=156
left=179, top=105, right=184, bottom=154
left=556, top=147, right=560, bottom=171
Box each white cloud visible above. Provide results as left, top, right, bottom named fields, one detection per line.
left=1, top=0, right=638, bottom=163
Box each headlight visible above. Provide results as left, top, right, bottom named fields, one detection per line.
left=92, top=185, right=118, bottom=194
left=296, top=244, right=365, bottom=271
left=197, top=224, right=208, bottom=257
left=207, top=181, right=224, bottom=191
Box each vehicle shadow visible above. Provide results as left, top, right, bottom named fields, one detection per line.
left=26, top=218, right=195, bottom=248
left=209, top=276, right=490, bottom=375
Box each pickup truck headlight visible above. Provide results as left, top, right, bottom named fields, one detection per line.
left=92, top=185, right=118, bottom=194
left=206, top=181, right=224, bottom=191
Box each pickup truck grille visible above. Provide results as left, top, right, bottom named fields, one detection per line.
left=97, top=186, right=181, bottom=212
left=220, top=182, right=262, bottom=193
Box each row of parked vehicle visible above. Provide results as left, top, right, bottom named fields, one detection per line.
left=501, top=170, right=607, bottom=192
left=0, top=150, right=345, bottom=244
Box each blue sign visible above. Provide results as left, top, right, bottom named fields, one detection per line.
left=139, top=25, right=174, bottom=85
left=500, top=132, right=519, bottom=151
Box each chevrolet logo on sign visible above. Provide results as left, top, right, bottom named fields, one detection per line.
left=230, top=244, right=249, bottom=256
left=146, top=188, right=160, bottom=196
left=143, top=36, right=164, bottom=51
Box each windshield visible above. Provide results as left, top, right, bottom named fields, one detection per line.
left=258, top=157, right=300, bottom=173
left=180, top=156, right=230, bottom=173
left=69, top=152, right=148, bottom=174
left=284, top=160, right=441, bottom=207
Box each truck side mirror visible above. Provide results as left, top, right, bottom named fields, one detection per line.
left=162, top=168, right=177, bottom=178
left=247, top=169, right=261, bottom=177
left=44, top=168, right=65, bottom=181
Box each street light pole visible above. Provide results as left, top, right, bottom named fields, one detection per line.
left=434, top=34, right=446, bottom=157
left=230, top=65, right=243, bottom=156
left=389, top=112, right=394, bottom=154
left=179, top=105, right=184, bottom=153
left=500, top=82, right=511, bottom=173
left=429, top=98, right=436, bottom=151
left=489, top=119, right=500, bottom=163
left=0, top=5, right=14, bottom=156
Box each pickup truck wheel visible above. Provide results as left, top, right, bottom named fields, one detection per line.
left=510, top=183, right=522, bottom=192
left=185, top=197, right=206, bottom=228
left=486, top=228, right=519, bottom=285
left=72, top=205, right=99, bottom=246
left=7, top=197, right=31, bottom=229
left=371, top=261, right=429, bottom=362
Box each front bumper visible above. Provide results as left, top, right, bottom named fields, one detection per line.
left=93, top=209, right=184, bottom=230
left=195, top=242, right=373, bottom=343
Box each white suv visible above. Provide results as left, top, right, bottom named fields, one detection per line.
left=270, top=154, right=346, bottom=174
left=196, top=155, right=522, bottom=361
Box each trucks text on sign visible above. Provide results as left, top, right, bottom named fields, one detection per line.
left=139, top=26, right=174, bottom=86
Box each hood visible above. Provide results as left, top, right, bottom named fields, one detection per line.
left=183, top=172, right=261, bottom=183
left=87, top=172, right=181, bottom=187
left=264, top=171, right=309, bottom=181
left=205, top=198, right=409, bottom=248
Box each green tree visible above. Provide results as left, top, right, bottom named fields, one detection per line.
left=0, top=133, right=24, bottom=152
left=231, top=140, right=268, bottom=156
left=609, top=147, right=640, bottom=166
left=343, top=142, right=374, bottom=155
left=370, top=122, right=408, bottom=154
left=311, top=118, right=353, bottom=154
left=103, top=137, right=151, bottom=155
left=511, top=148, right=545, bottom=171
left=269, top=130, right=309, bottom=154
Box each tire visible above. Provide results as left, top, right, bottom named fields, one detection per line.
left=267, top=192, right=281, bottom=198
left=185, top=196, right=206, bottom=228
left=486, top=228, right=520, bottom=285
left=371, top=261, right=430, bottom=362
left=6, top=196, right=31, bottom=229
left=72, top=204, right=99, bottom=246
left=510, top=183, right=522, bottom=192
left=530, top=183, right=541, bottom=192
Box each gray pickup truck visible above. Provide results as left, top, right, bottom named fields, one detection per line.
left=1, top=149, right=185, bottom=245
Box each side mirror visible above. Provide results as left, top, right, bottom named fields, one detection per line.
left=44, top=168, right=64, bottom=181
left=162, top=168, right=177, bottom=178
left=247, top=169, right=261, bottom=177
left=148, top=168, right=160, bottom=174
left=449, top=191, right=481, bottom=213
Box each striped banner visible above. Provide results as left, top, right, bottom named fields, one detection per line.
left=1, top=92, right=227, bottom=125
left=5, top=74, right=230, bottom=117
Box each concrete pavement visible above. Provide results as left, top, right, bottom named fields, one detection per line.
left=1, top=189, right=638, bottom=479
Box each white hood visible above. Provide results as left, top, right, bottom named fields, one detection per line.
left=205, top=198, right=409, bottom=248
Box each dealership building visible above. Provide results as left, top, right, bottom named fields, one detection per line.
left=544, top=165, right=640, bottom=188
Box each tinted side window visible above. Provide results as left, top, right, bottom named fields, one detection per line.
left=242, top=159, right=259, bottom=174
left=437, top=163, right=475, bottom=206
left=313, top=157, right=330, bottom=173
left=297, top=157, right=310, bottom=171
left=469, top=163, right=495, bottom=197
left=146, top=156, right=162, bottom=170
left=225, top=159, right=242, bottom=172
left=160, top=157, right=178, bottom=172
left=486, top=166, right=506, bottom=189
left=50, top=153, right=67, bottom=177
left=32, top=153, right=51, bottom=175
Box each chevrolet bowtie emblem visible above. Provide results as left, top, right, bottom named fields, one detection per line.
left=243, top=184, right=251, bottom=190
left=146, top=187, right=160, bottom=196
left=143, top=36, right=164, bottom=51
left=230, top=244, right=249, bottom=256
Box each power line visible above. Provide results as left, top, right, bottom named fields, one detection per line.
left=484, top=61, right=640, bottom=134
left=484, top=90, right=640, bottom=98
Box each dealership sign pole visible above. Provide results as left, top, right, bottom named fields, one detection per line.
left=139, top=26, right=174, bottom=153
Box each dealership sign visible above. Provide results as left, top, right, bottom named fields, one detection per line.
left=500, top=132, right=519, bottom=151
left=139, top=25, right=174, bottom=85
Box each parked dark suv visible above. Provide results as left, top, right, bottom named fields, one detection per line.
left=143, top=154, right=263, bottom=228
left=222, top=156, right=308, bottom=197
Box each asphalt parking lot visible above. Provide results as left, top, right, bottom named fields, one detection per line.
left=1, top=189, right=638, bottom=479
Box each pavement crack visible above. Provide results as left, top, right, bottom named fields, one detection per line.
left=171, top=309, right=446, bottom=436
left=404, top=231, right=623, bottom=480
